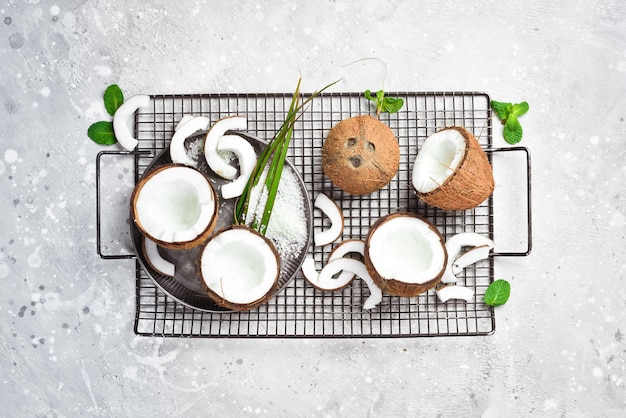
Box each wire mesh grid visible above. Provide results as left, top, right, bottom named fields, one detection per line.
left=131, top=91, right=497, bottom=337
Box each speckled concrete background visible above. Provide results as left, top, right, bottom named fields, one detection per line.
left=1, top=0, right=625, bottom=416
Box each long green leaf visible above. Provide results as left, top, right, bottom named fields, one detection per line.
left=236, top=76, right=340, bottom=233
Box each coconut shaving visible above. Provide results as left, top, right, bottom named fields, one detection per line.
left=244, top=168, right=308, bottom=260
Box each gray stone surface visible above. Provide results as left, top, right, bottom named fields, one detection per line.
left=1, top=0, right=625, bottom=416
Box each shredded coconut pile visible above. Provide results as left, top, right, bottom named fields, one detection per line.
left=244, top=169, right=308, bottom=260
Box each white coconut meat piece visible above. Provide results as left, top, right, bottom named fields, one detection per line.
left=301, top=256, right=354, bottom=291
left=412, top=128, right=466, bottom=193
left=452, top=245, right=492, bottom=275
left=318, top=258, right=382, bottom=310
left=442, top=232, right=494, bottom=283
left=436, top=285, right=475, bottom=302
left=174, top=115, right=196, bottom=131
left=367, top=215, right=446, bottom=285
left=328, top=239, right=365, bottom=284
left=217, top=134, right=257, bottom=200
left=170, top=116, right=211, bottom=167
left=204, top=116, right=248, bottom=180
left=113, top=94, right=150, bottom=151
left=314, top=193, right=344, bottom=246
left=199, top=227, right=279, bottom=306
left=134, top=165, right=216, bottom=245
left=143, top=237, right=175, bottom=276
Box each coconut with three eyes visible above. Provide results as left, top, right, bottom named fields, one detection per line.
left=322, top=115, right=400, bottom=195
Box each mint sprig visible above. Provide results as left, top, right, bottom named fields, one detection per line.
left=484, top=279, right=511, bottom=306
left=88, top=84, right=125, bottom=146
left=490, top=100, right=529, bottom=144
left=87, top=121, right=116, bottom=145
left=365, top=89, right=404, bottom=117
left=104, top=84, right=124, bottom=116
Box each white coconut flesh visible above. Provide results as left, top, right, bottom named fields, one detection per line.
left=412, top=128, right=466, bottom=193
left=314, top=193, right=344, bottom=246
left=134, top=166, right=216, bottom=243
left=301, top=256, right=355, bottom=291
left=170, top=116, right=211, bottom=167
left=199, top=228, right=278, bottom=305
left=329, top=239, right=365, bottom=284
left=175, top=115, right=196, bottom=131
left=113, top=94, right=150, bottom=151
left=442, top=232, right=494, bottom=283
left=204, top=116, right=248, bottom=180
left=217, top=134, right=257, bottom=200
left=317, top=258, right=382, bottom=310
left=143, top=237, right=175, bottom=276
left=368, top=216, right=446, bottom=284
left=436, top=285, right=475, bottom=302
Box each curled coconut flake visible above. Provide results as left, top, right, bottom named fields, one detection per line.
left=143, top=237, right=175, bottom=276
left=170, top=116, right=211, bottom=167
left=442, top=232, right=495, bottom=283
left=318, top=258, right=382, bottom=310
left=436, top=285, right=475, bottom=303
left=314, top=193, right=344, bottom=246
left=452, top=244, right=492, bottom=275
left=328, top=239, right=365, bottom=285
left=204, top=116, right=248, bottom=180
left=217, top=135, right=257, bottom=200
left=301, top=256, right=354, bottom=291
left=175, top=115, right=195, bottom=131
left=113, top=94, right=150, bottom=151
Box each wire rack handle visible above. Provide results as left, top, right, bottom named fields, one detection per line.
left=487, top=146, right=532, bottom=257
left=96, top=150, right=140, bottom=260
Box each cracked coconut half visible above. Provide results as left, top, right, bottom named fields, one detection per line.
left=411, top=127, right=494, bottom=211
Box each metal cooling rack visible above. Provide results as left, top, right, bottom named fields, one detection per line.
left=96, top=91, right=532, bottom=338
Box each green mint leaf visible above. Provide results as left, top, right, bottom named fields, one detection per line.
left=503, top=116, right=523, bottom=144
left=484, top=279, right=511, bottom=306
left=382, top=96, right=404, bottom=114
left=88, top=121, right=117, bottom=145
left=104, top=84, right=124, bottom=116
left=375, top=90, right=384, bottom=103
left=490, top=100, right=512, bottom=121
left=511, top=101, right=529, bottom=118
left=364, top=89, right=376, bottom=102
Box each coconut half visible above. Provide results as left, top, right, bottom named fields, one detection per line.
left=198, top=226, right=280, bottom=311
left=364, top=212, right=447, bottom=297
left=131, top=164, right=218, bottom=250
left=412, top=127, right=494, bottom=211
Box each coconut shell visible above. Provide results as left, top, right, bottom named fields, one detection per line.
left=414, top=127, right=494, bottom=211
left=322, top=115, right=400, bottom=195
left=364, top=212, right=447, bottom=297
left=130, top=163, right=218, bottom=250
left=197, top=225, right=281, bottom=311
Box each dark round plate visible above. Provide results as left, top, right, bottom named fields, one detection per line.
left=131, top=131, right=313, bottom=312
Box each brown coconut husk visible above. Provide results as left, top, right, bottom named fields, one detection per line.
left=130, top=163, right=218, bottom=250
left=322, top=115, right=400, bottom=195
left=197, top=226, right=281, bottom=311
left=414, top=127, right=494, bottom=211
left=364, top=212, right=447, bottom=297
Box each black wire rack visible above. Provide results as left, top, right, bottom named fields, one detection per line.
left=96, top=91, right=532, bottom=338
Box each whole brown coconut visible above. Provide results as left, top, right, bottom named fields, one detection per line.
left=322, top=115, right=400, bottom=195
left=411, top=127, right=494, bottom=211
